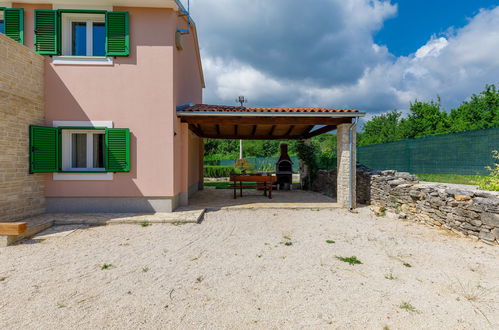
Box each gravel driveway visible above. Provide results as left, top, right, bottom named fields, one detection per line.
left=0, top=207, right=497, bottom=329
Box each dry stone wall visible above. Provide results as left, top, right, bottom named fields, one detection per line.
left=0, top=34, right=45, bottom=221
left=312, top=167, right=499, bottom=245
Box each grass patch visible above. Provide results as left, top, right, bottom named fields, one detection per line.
left=204, top=181, right=231, bottom=189
left=399, top=302, right=419, bottom=313
left=416, top=174, right=484, bottom=186
left=101, top=264, right=112, bottom=270
left=139, top=221, right=151, bottom=227
left=204, top=181, right=265, bottom=190
left=336, top=256, right=362, bottom=265
left=325, top=240, right=336, bottom=244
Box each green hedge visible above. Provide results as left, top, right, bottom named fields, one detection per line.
left=204, top=165, right=234, bottom=178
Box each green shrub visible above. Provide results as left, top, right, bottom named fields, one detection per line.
left=478, top=150, right=499, bottom=191
left=204, top=166, right=234, bottom=178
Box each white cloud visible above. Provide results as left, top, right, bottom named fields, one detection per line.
left=191, top=1, right=499, bottom=113
left=415, top=37, right=448, bottom=58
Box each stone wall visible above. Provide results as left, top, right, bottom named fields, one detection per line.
left=312, top=165, right=373, bottom=204
left=0, top=34, right=45, bottom=221
left=312, top=167, right=499, bottom=245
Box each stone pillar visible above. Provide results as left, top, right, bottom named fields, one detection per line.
left=337, top=122, right=357, bottom=208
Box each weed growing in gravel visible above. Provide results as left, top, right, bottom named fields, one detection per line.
left=403, top=262, right=412, bottom=268
left=101, top=264, right=112, bottom=270
left=375, top=207, right=386, bottom=217
left=452, top=280, right=491, bottom=302
left=196, top=276, right=204, bottom=283
left=140, top=221, right=151, bottom=227
left=336, top=256, right=362, bottom=265
left=385, top=270, right=397, bottom=280
left=326, top=240, right=335, bottom=244
left=142, top=267, right=149, bottom=273
left=0, top=277, right=6, bottom=281
left=172, top=221, right=187, bottom=226
left=57, top=302, right=66, bottom=308
left=399, top=302, right=419, bottom=313
left=281, top=234, right=293, bottom=246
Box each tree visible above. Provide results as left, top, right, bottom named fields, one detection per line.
left=358, top=110, right=402, bottom=146
left=399, top=99, right=449, bottom=139
left=448, top=84, right=499, bottom=132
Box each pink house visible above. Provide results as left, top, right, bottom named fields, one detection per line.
left=2, top=0, right=205, bottom=212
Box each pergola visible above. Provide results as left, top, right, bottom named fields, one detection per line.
left=177, top=104, right=366, bottom=209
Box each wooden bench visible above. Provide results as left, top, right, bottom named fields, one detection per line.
left=0, top=222, right=27, bottom=236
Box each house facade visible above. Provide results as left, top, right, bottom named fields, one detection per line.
left=1, top=0, right=205, bottom=213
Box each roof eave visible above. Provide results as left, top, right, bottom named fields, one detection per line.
left=177, top=111, right=366, bottom=118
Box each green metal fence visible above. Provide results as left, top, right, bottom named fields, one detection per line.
left=357, top=128, right=499, bottom=175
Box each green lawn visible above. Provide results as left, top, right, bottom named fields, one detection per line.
left=415, top=174, right=484, bottom=186
left=204, top=181, right=231, bottom=189
left=207, top=175, right=486, bottom=188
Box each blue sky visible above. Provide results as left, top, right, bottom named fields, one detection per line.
left=191, top=0, right=499, bottom=114
left=375, top=0, right=499, bottom=56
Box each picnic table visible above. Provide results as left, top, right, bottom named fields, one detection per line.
left=229, top=174, right=277, bottom=199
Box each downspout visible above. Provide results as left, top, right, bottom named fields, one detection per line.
left=349, top=117, right=358, bottom=211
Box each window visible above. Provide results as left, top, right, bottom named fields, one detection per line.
left=62, top=13, right=105, bottom=56
left=34, top=10, right=129, bottom=57
left=29, top=126, right=131, bottom=174
left=0, top=11, right=4, bottom=34
left=62, top=130, right=105, bottom=171
left=0, top=8, right=23, bottom=44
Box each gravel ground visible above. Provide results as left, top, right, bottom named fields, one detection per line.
left=0, top=207, right=498, bottom=329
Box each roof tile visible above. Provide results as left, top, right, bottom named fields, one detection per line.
left=179, top=104, right=359, bottom=113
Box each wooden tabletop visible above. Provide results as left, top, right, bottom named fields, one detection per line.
left=230, top=175, right=277, bottom=183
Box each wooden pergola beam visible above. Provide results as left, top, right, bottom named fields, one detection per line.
left=269, top=125, right=276, bottom=136
left=303, top=125, right=337, bottom=139
left=202, top=134, right=302, bottom=140
left=181, top=116, right=352, bottom=126
left=251, top=125, right=257, bottom=136
left=188, top=124, right=204, bottom=137
left=284, top=125, right=295, bottom=136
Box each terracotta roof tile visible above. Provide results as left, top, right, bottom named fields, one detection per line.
left=179, top=104, right=359, bottom=113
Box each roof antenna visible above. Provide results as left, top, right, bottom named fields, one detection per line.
left=236, top=96, right=247, bottom=107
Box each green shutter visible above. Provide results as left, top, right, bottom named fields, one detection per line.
left=30, top=126, right=59, bottom=173
left=105, top=128, right=130, bottom=172
left=106, top=12, right=129, bottom=56
left=34, top=10, right=59, bottom=55
left=4, top=8, right=24, bottom=44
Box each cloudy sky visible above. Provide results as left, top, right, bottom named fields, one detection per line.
left=187, top=0, right=499, bottom=115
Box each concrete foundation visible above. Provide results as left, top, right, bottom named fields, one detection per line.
left=46, top=196, right=180, bottom=213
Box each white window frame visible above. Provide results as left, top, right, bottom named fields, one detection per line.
left=61, top=12, right=105, bottom=57
left=61, top=129, right=106, bottom=172
left=53, top=121, right=113, bottom=181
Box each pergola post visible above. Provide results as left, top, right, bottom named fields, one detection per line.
left=337, top=122, right=357, bottom=209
